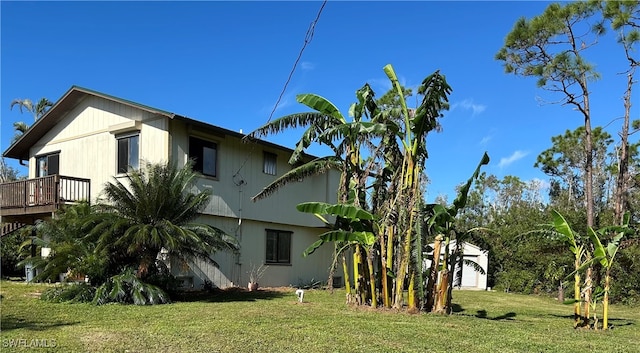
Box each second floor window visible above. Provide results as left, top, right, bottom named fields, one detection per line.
left=189, top=136, right=217, bottom=177
left=117, top=133, right=139, bottom=174
left=36, top=153, right=59, bottom=177
left=263, top=152, right=277, bottom=175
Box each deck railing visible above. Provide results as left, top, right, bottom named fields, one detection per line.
left=0, top=175, right=90, bottom=215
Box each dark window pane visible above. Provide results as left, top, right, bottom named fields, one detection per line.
left=128, top=135, right=139, bottom=171
left=263, top=152, right=277, bottom=175
left=189, top=137, right=217, bottom=177
left=266, top=232, right=277, bottom=263
left=203, top=146, right=216, bottom=176
left=117, top=138, right=129, bottom=173
left=278, top=232, right=291, bottom=263
left=47, top=154, right=59, bottom=175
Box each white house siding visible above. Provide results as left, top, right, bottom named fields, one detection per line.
left=27, top=96, right=170, bottom=201
left=170, top=119, right=338, bottom=228
left=171, top=216, right=333, bottom=289
left=12, top=89, right=338, bottom=290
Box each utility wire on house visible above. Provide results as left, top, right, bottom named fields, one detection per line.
left=234, top=0, right=328, bottom=179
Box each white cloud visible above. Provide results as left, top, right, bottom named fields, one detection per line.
left=301, top=61, right=315, bottom=71
left=367, top=78, right=393, bottom=93
left=529, top=178, right=550, bottom=190
left=451, top=98, right=487, bottom=117
left=498, top=150, right=528, bottom=168
left=259, top=92, right=294, bottom=116
left=479, top=135, right=492, bottom=146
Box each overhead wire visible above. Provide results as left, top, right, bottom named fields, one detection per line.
left=233, top=0, right=328, bottom=179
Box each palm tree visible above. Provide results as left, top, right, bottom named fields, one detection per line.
left=92, top=161, right=239, bottom=280
left=10, top=97, right=53, bottom=143
left=10, top=97, right=53, bottom=120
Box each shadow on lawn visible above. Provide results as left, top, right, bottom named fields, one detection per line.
left=172, top=287, right=289, bottom=303
left=1, top=315, right=79, bottom=332
left=549, top=314, right=636, bottom=327
left=444, top=304, right=517, bottom=320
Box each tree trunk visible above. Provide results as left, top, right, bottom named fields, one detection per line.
left=614, top=71, right=633, bottom=225
left=603, top=270, right=610, bottom=330
left=367, top=247, right=377, bottom=308
left=583, top=266, right=592, bottom=328
left=425, top=235, right=443, bottom=312
left=573, top=260, right=582, bottom=328
left=342, top=252, right=352, bottom=304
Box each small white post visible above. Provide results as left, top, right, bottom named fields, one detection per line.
left=296, top=289, right=304, bottom=303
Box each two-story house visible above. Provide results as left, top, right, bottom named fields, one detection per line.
left=1, top=86, right=339, bottom=289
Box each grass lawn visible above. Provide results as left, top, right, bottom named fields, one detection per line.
left=1, top=281, right=638, bottom=353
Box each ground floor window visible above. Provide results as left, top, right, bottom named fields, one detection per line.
left=265, top=229, right=291, bottom=264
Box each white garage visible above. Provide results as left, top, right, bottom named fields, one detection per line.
left=425, top=240, right=489, bottom=290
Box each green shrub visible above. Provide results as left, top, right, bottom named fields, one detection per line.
left=610, top=244, right=640, bottom=305
left=93, top=268, right=171, bottom=305
left=41, top=283, right=96, bottom=303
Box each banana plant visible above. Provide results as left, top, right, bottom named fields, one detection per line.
left=423, top=152, right=490, bottom=313
left=550, top=210, right=587, bottom=328
left=382, top=64, right=453, bottom=310
left=584, top=212, right=631, bottom=330
left=297, top=201, right=379, bottom=307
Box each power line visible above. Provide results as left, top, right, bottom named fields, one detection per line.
left=234, top=0, right=328, bottom=177
left=266, top=0, right=327, bottom=124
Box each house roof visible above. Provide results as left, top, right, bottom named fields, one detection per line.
left=3, top=86, right=302, bottom=161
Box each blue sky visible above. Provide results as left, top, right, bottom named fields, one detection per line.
left=1, top=1, right=637, bottom=202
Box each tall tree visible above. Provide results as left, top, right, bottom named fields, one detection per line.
left=601, top=0, right=640, bottom=225
left=497, top=3, right=605, bottom=324
left=535, top=126, right=614, bottom=222
left=496, top=2, right=601, bottom=229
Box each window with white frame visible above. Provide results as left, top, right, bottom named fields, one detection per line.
left=263, top=152, right=277, bottom=175
left=265, top=229, right=291, bottom=264
left=117, top=133, right=139, bottom=174
left=189, top=136, right=217, bottom=177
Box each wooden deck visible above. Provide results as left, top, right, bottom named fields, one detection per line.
left=0, top=175, right=90, bottom=217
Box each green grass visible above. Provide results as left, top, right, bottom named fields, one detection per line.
left=1, top=281, right=638, bottom=353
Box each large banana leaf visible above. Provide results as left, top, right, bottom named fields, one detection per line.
left=303, top=230, right=375, bottom=256
left=383, top=64, right=411, bottom=150
left=451, top=152, right=490, bottom=214
left=296, top=202, right=376, bottom=221
left=320, top=122, right=393, bottom=143
left=412, top=71, right=452, bottom=139
left=551, top=210, right=580, bottom=256
left=297, top=94, right=346, bottom=123
left=587, top=227, right=608, bottom=267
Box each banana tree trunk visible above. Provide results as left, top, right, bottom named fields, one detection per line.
left=425, top=234, right=443, bottom=312
left=445, top=248, right=458, bottom=314
left=342, top=252, right=352, bottom=304
left=583, top=266, right=592, bottom=328
left=603, top=270, right=610, bottom=330
left=367, top=247, right=377, bottom=308
left=380, top=228, right=390, bottom=308
left=434, top=236, right=450, bottom=314
left=573, top=259, right=581, bottom=328
left=354, top=245, right=364, bottom=305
